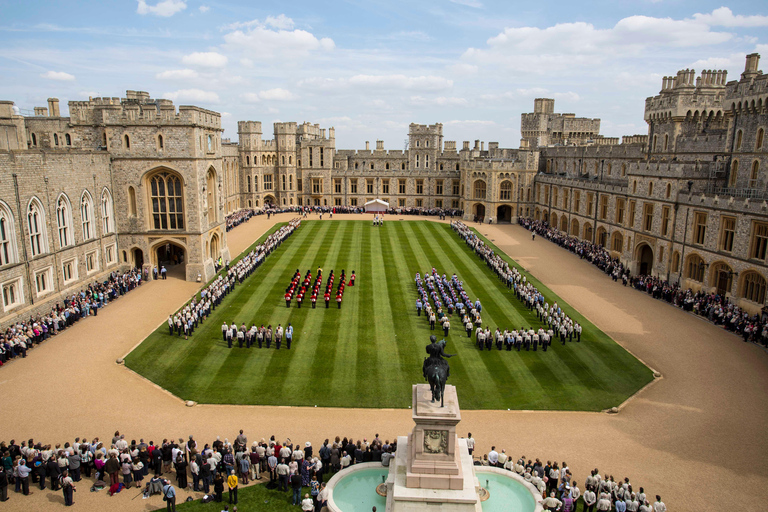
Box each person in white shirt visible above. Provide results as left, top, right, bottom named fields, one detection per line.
left=465, top=434, right=474, bottom=456
left=487, top=447, right=499, bottom=466
left=653, top=496, right=666, bottom=512
left=301, top=493, right=314, bottom=511
left=570, top=482, right=581, bottom=507
left=341, top=452, right=351, bottom=468
left=542, top=491, right=562, bottom=510
left=596, top=492, right=612, bottom=511
left=583, top=486, right=597, bottom=511
left=497, top=449, right=507, bottom=467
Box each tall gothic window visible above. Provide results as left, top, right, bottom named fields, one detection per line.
left=28, top=198, right=47, bottom=256
left=101, top=189, right=114, bottom=233
left=56, top=195, right=72, bottom=247
left=81, top=192, right=94, bottom=240
left=499, top=181, right=512, bottom=200
left=0, top=202, right=17, bottom=266
left=150, top=172, right=184, bottom=230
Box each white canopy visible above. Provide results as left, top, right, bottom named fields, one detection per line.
left=364, top=198, right=389, bottom=212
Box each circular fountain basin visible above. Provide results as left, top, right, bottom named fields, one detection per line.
left=475, top=467, right=543, bottom=512
left=327, top=464, right=388, bottom=512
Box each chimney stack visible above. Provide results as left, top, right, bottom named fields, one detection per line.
left=365, top=141, right=370, bottom=151
left=47, top=98, right=60, bottom=117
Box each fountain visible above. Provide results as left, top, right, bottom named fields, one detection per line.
left=326, top=384, right=543, bottom=512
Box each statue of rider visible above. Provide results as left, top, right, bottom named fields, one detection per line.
left=423, top=334, right=455, bottom=380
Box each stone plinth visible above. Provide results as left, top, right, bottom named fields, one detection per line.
left=407, top=384, right=464, bottom=490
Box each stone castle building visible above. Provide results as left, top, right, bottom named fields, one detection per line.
left=1, top=53, right=767, bottom=323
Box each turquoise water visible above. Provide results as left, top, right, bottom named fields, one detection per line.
left=478, top=470, right=537, bottom=512
left=331, top=467, right=388, bottom=512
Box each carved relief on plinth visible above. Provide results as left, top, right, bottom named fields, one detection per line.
left=423, top=429, right=448, bottom=454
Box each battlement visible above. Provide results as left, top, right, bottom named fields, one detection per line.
left=622, top=135, right=648, bottom=145
left=408, top=123, right=443, bottom=135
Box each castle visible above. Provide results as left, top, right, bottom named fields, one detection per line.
left=1, top=53, right=767, bottom=323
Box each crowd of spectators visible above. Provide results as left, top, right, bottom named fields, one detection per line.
left=0, top=430, right=668, bottom=511
left=0, top=268, right=145, bottom=367
left=519, top=217, right=768, bottom=347
left=225, top=209, right=255, bottom=232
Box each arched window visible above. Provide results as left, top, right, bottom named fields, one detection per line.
left=128, top=186, right=137, bottom=216
left=261, top=155, right=266, bottom=165
left=499, top=181, right=512, bottom=200
left=65, top=133, right=72, bottom=146
left=473, top=180, right=486, bottom=200
left=749, top=161, right=760, bottom=188
left=386, top=163, right=389, bottom=170
left=736, top=130, right=743, bottom=151
left=282, top=155, right=286, bottom=165
left=101, top=189, right=114, bottom=233
left=671, top=251, right=680, bottom=273
left=206, top=169, right=217, bottom=223
left=0, top=201, right=18, bottom=266
left=27, top=198, right=47, bottom=256
left=742, top=271, right=767, bottom=303
left=685, top=254, right=705, bottom=282
left=730, top=159, right=739, bottom=187
left=355, top=162, right=359, bottom=169
left=80, top=191, right=94, bottom=240
left=31, top=133, right=37, bottom=146
left=402, top=163, right=405, bottom=170
left=611, top=231, right=623, bottom=252
left=757, top=128, right=765, bottom=151
left=54, top=133, right=59, bottom=146
left=621, top=163, right=626, bottom=177
left=149, top=172, right=184, bottom=230
left=456, top=163, right=460, bottom=171
left=289, top=156, right=292, bottom=165
left=158, top=134, right=164, bottom=150
left=56, top=194, right=73, bottom=247
left=663, top=134, right=669, bottom=151
left=124, top=134, right=130, bottom=149
left=666, top=183, right=671, bottom=198
left=649, top=182, right=654, bottom=195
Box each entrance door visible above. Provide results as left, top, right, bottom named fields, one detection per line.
left=132, top=248, right=144, bottom=270
left=717, top=271, right=730, bottom=297
left=474, top=203, right=485, bottom=222
left=638, top=244, right=654, bottom=276
left=496, top=205, right=512, bottom=223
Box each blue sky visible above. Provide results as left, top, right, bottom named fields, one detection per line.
left=1, top=0, right=766, bottom=149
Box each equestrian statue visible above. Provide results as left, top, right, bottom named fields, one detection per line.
left=422, top=335, right=455, bottom=407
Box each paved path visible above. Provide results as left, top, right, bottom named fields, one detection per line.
left=0, top=212, right=766, bottom=512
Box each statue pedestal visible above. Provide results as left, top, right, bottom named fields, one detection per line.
left=386, top=384, right=481, bottom=512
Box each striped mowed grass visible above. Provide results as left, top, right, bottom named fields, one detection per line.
left=125, top=220, right=652, bottom=410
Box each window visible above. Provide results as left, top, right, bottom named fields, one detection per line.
left=263, top=174, right=273, bottom=190
left=587, top=193, right=594, bottom=216
left=720, top=217, right=735, bottom=252
left=350, top=180, right=358, bottom=194
left=416, top=199, right=423, bottom=207
left=643, top=203, right=654, bottom=232
left=0, top=203, right=17, bottom=266
left=621, top=163, right=626, bottom=177
left=425, top=155, right=429, bottom=168
left=320, top=148, right=324, bottom=167
left=500, top=181, right=512, bottom=201
left=452, top=200, right=459, bottom=208
left=254, top=176, right=259, bottom=192
left=436, top=199, right=443, bottom=208
left=128, top=186, right=137, bottom=216
left=473, top=181, right=486, bottom=200
left=693, top=212, right=707, bottom=245
left=616, top=198, right=625, bottom=224
left=350, top=198, right=357, bottom=206
left=157, top=134, right=164, bottom=150
left=27, top=199, right=47, bottom=256
left=56, top=195, right=72, bottom=247
left=663, top=134, right=669, bottom=151
left=633, top=181, right=637, bottom=194
left=666, top=183, right=671, bottom=199
left=354, top=162, right=358, bottom=169
left=401, top=163, right=406, bottom=170
left=81, top=192, right=94, bottom=240
left=124, top=134, right=130, bottom=149
left=648, top=182, right=654, bottom=196
left=65, top=133, right=71, bottom=146
left=574, top=191, right=581, bottom=212
left=31, top=133, right=37, bottom=146
left=310, top=149, right=314, bottom=167
left=452, top=180, right=460, bottom=195
left=207, top=135, right=213, bottom=152
left=661, top=206, right=670, bottom=237
left=599, top=195, right=608, bottom=220
left=370, top=163, right=374, bottom=170
left=335, top=179, right=342, bottom=194
left=628, top=200, right=636, bottom=228
left=282, top=175, right=286, bottom=191
left=757, top=128, right=765, bottom=151
left=86, top=250, right=98, bottom=273
left=749, top=161, right=759, bottom=188
left=730, top=160, right=739, bottom=187
left=416, top=180, right=424, bottom=195
left=367, top=180, right=374, bottom=194
left=606, top=163, right=612, bottom=176
left=399, top=180, right=406, bottom=194
left=415, top=155, right=420, bottom=168
left=1, top=278, right=23, bottom=311
left=612, top=232, right=623, bottom=252
left=105, top=243, right=116, bottom=265
left=312, top=178, right=323, bottom=194
left=335, top=198, right=342, bottom=206
left=248, top=178, right=252, bottom=193
left=399, top=198, right=406, bottom=207
left=742, top=272, right=767, bottom=303
left=34, top=267, right=53, bottom=296
left=552, top=188, right=558, bottom=205
left=750, top=222, right=768, bottom=260
left=672, top=251, right=680, bottom=273
left=563, top=190, right=569, bottom=209
left=686, top=254, right=705, bottom=282
left=436, top=180, right=444, bottom=195
left=149, top=172, right=184, bottom=230
left=736, top=130, right=743, bottom=151
left=62, top=258, right=77, bottom=283
left=99, top=189, right=112, bottom=233
left=54, top=133, right=59, bottom=146
left=385, top=163, right=389, bottom=170
left=382, top=181, right=389, bottom=194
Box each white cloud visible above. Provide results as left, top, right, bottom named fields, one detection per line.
left=554, top=92, right=580, bottom=102
left=411, top=96, right=468, bottom=106
left=199, top=5, right=209, bottom=13
left=447, top=63, right=478, bottom=75
left=692, top=7, right=768, bottom=27
left=163, top=88, right=220, bottom=103
left=349, top=74, right=453, bottom=92
left=266, top=14, right=295, bottom=30
left=181, top=51, right=228, bottom=68
left=41, top=70, right=75, bottom=81
left=258, top=88, right=296, bottom=101
left=241, top=92, right=261, bottom=103
left=240, top=58, right=254, bottom=67
left=155, top=68, right=199, bottom=80
left=222, top=16, right=334, bottom=59
left=449, top=0, right=483, bottom=7
left=136, top=0, right=187, bottom=17
left=445, top=120, right=496, bottom=126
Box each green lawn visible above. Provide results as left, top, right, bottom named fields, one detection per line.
left=126, top=220, right=652, bottom=410
left=154, top=482, right=314, bottom=511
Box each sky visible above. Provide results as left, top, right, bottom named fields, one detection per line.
left=1, top=1, right=767, bottom=149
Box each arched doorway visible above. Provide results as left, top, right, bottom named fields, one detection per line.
left=474, top=203, right=485, bottom=222
left=560, top=216, right=567, bottom=232
left=132, top=248, right=144, bottom=270
left=496, top=205, right=512, bottom=223
left=210, top=233, right=220, bottom=260
left=636, top=244, right=654, bottom=276
left=264, top=195, right=276, bottom=207
left=154, top=240, right=186, bottom=278
left=570, top=218, right=580, bottom=237
left=710, top=262, right=733, bottom=297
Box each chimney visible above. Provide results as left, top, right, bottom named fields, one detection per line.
left=463, top=141, right=470, bottom=151
left=47, top=98, right=60, bottom=117
left=376, top=140, right=384, bottom=150
left=481, top=142, right=485, bottom=151
left=474, top=140, right=480, bottom=150
left=365, top=141, right=370, bottom=151
left=742, top=53, right=761, bottom=80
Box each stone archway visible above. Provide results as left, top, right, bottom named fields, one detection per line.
left=473, top=203, right=486, bottom=222
left=496, top=205, right=512, bottom=223
left=153, top=240, right=187, bottom=279
left=210, top=233, right=220, bottom=260
left=635, top=243, right=654, bottom=276
left=264, top=195, right=276, bottom=207
left=132, top=248, right=144, bottom=270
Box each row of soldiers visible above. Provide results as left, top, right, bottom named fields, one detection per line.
left=167, top=219, right=302, bottom=339
left=284, top=268, right=356, bottom=309
left=221, top=322, right=294, bottom=349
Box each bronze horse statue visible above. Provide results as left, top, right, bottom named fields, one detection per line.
left=422, top=336, right=455, bottom=407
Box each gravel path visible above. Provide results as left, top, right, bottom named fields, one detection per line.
left=0, top=212, right=765, bottom=512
